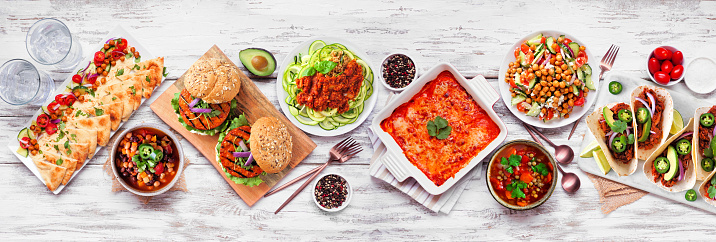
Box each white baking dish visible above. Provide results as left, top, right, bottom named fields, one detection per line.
left=370, top=63, right=507, bottom=195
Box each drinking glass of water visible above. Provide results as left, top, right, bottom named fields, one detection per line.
left=26, top=18, right=83, bottom=70
left=0, top=59, right=55, bottom=105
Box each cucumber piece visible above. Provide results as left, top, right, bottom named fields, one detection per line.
left=572, top=85, right=580, bottom=95
left=546, top=37, right=556, bottom=54
left=308, top=40, right=326, bottom=53
left=72, top=86, right=90, bottom=96
left=307, top=109, right=326, bottom=122
left=585, top=74, right=596, bottom=90
left=333, top=115, right=353, bottom=124
left=511, top=95, right=527, bottom=106
left=527, top=34, right=543, bottom=46
left=519, top=51, right=528, bottom=67
left=319, top=119, right=336, bottom=130
left=17, top=128, right=30, bottom=141
left=526, top=103, right=540, bottom=117
left=16, top=147, right=28, bottom=158
left=576, top=68, right=585, bottom=81
left=582, top=64, right=592, bottom=76
left=531, top=49, right=545, bottom=65
left=568, top=42, right=580, bottom=57
left=558, top=43, right=572, bottom=59
left=42, top=106, right=50, bottom=115
left=341, top=108, right=359, bottom=119
left=288, top=105, right=299, bottom=116
left=528, top=77, right=536, bottom=89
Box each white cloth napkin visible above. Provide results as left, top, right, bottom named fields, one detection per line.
left=367, top=93, right=483, bottom=214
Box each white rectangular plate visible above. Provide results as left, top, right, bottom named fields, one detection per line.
left=578, top=71, right=716, bottom=214
left=6, top=26, right=156, bottom=194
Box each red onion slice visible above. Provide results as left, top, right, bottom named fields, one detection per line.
left=609, top=132, right=619, bottom=150
left=238, top=139, right=249, bottom=152
left=50, top=119, right=61, bottom=124
left=189, top=98, right=200, bottom=108
left=244, top=153, right=254, bottom=167
left=713, top=126, right=716, bottom=138
left=232, top=151, right=251, bottom=158
left=190, top=108, right=212, bottom=113
left=105, top=38, right=115, bottom=44
left=677, top=156, right=685, bottom=182
left=634, top=97, right=653, bottom=119
left=678, top=132, right=693, bottom=140
left=650, top=130, right=656, bottom=135
left=567, top=46, right=575, bottom=58
left=646, top=92, right=656, bottom=116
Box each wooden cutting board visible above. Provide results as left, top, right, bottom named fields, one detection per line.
left=150, top=45, right=316, bottom=206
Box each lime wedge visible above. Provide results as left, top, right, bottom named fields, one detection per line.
left=593, top=150, right=611, bottom=175
left=580, top=140, right=601, bottom=158
left=671, top=109, right=684, bottom=135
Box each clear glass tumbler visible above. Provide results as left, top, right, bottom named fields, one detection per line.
left=26, top=18, right=83, bottom=70
left=0, top=59, right=55, bottom=105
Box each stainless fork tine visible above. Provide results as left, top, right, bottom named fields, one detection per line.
left=601, top=45, right=616, bottom=62
left=607, top=46, right=620, bottom=65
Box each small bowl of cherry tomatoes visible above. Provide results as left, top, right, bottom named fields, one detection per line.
left=647, top=46, right=685, bottom=86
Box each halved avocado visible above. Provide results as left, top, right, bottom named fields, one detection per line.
left=239, top=48, right=276, bottom=76
left=664, top=145, right=679, bottom=181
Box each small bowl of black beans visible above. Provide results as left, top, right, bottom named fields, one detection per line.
left=380, top=53, right=418, bottom=92
left=313, top=173, right=352, bottom=212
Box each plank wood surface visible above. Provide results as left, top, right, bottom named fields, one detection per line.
left=1, top=0, right=716, bottom=240
left=150, top=45, right=317, bottom=206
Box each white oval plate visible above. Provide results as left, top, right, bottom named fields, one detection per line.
left=497, top=30, right=600, bottom=129
left=275, top=37, right=379, bottom=136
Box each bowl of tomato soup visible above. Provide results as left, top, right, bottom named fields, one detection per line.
left=487, top=140, right=557, bottom=210
left=110, top=124, right=184, bottom=197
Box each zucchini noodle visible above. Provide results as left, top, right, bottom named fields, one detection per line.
left=282, top=40, right=374, bottom=130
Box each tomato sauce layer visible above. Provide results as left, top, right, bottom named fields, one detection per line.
left=380, top=71, right=500, bottom=186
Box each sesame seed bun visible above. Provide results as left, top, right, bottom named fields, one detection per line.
left=250, top=117, right=293, bottom=173
left=184, top=58, right=241, bottom=104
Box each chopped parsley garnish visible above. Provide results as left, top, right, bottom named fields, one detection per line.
left=112, top=97, right=117, bottom=101
left=501, top=154, right=522, bottom=174
left=94, top=107, right=104, bottom=116
left=427, top=116, right=452, bottom=140
left=610, top=120, right=628, bottom=134
left=506, top=180, right=528, bottom=199
left=145, top=76, right=151, bottom=83
left=133, top=64, right=140, bottom=70
left=532, top=163, right=549, bottom=176
left=115, top=69, right=124, bottom=76
left=56, top=158, right=63, bottom=166
left=70, top=134, right=78, bottom=142
left=162, top=67, right=168, bottom=77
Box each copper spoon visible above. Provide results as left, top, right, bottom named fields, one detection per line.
left=524, top=124, right=574, bottom=165
left=523, top=123, right=581, bottom=193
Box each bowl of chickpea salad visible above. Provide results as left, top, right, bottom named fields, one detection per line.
left=110, top=123, right=184, bottom=196
left=498, top=31, right=599, bottom=128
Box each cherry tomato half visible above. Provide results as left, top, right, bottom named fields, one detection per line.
left=54, top=94, right=64, bottom=104
left=94, top=51, right=105, bottom=63
left=653, top=71, right=671, bottom=84
left=19, top=137, right=31, bottom=149
left=671, top=65, right=684, bottom=80
left=578, top=51, right=588, bottom=62
left=45, top=123, right=58, bottom=135
left=563, top=38, right=573, bottom=45
left=115, top=38, right=128, bottom=52
left=47, top=101, right=60, bottom=113
left=88, top=75, right=98, bottom=84
left=661, top=60, right=673, bottom=73
left=63, top=95, right=76, bottom=106
left=672, top=51, right=684, bottom=65
left=575, top=57, right=586, bottom=67
left=36, top=114, right=50, bottom=128
left=72, top=74, right=82, bottom=84
left=653, top=47, right=670, bottom=60
left=648, top=58, right=661, bottom=74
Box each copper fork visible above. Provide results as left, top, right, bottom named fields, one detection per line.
left=265, top=138, right=354, bottom=197
left=274, top=137, right=362, bottom=214
left=568, top=44, right=620, bottom=139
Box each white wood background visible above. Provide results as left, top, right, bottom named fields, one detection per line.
left=1, top=0, right=715, bottom=240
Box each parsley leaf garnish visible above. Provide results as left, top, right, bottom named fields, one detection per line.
left=145, top=76, right=151, bottom=83
left=70, top=134, right=77, bottom=142
left=94, top=107, right=104, bottom=116
left=500, top=154, right=522, bottom=174
left=532, top=163, right=549, bottom=176
left=610, top=120, right=627, bottom=134
left=506, top=180, right=528, bottom=199
left=709, top=186, right=716, bottom=199
left=133, top=64, right=140, bottom=70
left=427, top=116, right=452, bottom=140
left=162, top=67, right=168, bottom=77
left=129, top=86, right=136, bottom=95
left=115, top=69, right=124, bottom=76
left=56, top=158, right=63, bottom=166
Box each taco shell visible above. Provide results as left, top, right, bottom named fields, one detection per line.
left=586, top=102, right=638, bottom=176
left=693, top=106, right=716, bottom=181
left=631, top=85, right=674, bottom=160
left=643, top=118, right=696, bottom=192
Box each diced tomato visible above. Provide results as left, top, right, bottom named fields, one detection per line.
left=563, top=38, right=572, bottom=45
left=575, top=57, right=586, bottom=67
left=36, top=114, right=50, bottom=127
left=506, top=190, right=513, bottom=199
left=516, top=102, right=527, bottom=112
left=546, top=109, right=554, bottom=121
left=574, top=97, right=585, bottom=106
left=514, top=47, right=520, bottom=58
left=546, top=173, right=553, bottom=183
left=526, top=49, right=534, bottom=64
left=509, top=79, right=517, bottom=88
left=520, top=173, right=534, bottom=183
left=155, top=162, right=164, bottom=174
left=517, top=201, right=528, bottom=207
left=520, top=44, right=530, bottom=54
left=46, top=123, right=58, bottom=135
left=19, top=137, right=31, bottom=149
left=578, top=51, right=588, bottom=61
left=491, top=178, right=504, bottom=192
left=520, top=74, right=529, bottom=85
left=541, top=37, right=546, bottom=44
left=521, top=154, right=530, bottom=163
left=516, top=150, right=526, bottom=156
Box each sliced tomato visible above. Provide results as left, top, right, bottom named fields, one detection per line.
left=115, top=38, right=128, bottom=52
left=516, top=102, right=528, bottom=112
left=541, top=36, right=546, bottom=44
left=19, top=137, right=31, bottom=149
left=520, top=44, right=530, bottom=54
left=88, top=75, right=98, bottom=84
left=47, top=101, right=60, bottom=113
left=546, top=109, right=555, bottom=121
left=46, top=123, right=58, bottom=135
left=37, top=114, right=50, bottom=127
left=563, top=38, right=572, bottom=45
left=94, top=51, right=105, bottom=63
left=514, top=47, right=520, bottom=59
left=509, top=79, right=517, bottom=88
left=574, top=97, right=585, bottom=106
left=63, top=95, right=76, bottom=106
left=54, top=94, right=63, bottom=104
left=72, top=74, right=82, bottom=84
left=110, top=50, right=124, bottom=60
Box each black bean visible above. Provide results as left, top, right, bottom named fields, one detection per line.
left=122, top=172, right=129, bottom=177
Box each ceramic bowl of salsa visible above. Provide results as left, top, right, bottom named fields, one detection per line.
left=110, top=124, right=184, bottom=197
left=486, top=139, right=558, bottom=210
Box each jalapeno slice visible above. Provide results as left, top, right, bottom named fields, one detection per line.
left=636, top=108, right=650, bottom=124
left=608, top=81, right=622, bottom=94
left=138, top=144, right=154, bottom=160
left=152, top=149, right=164, bottom=161
left=700, top=113, right=715, bottom=128
left=611, top=135, right=627, bottom=153
left=617, top=109, right=633, bottom=123
left=675, top=139, right=691, bottom=155
left=685, top=189, right=697, bottom=202
left=654, top=157, right=670, bottom=174
left=702, top=157, right=715, bottom=172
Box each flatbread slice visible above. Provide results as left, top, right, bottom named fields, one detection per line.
left=98, top=83, right=134, bottom=120
left=31, top=158, right=67, bottom=191
left=69, top=115, right=111, bottom=146
left=94, top=102, right=123, bottom=130
left=123, top=77, right=143, bottom=110
left=66, top=128, right=98, bottom=159
left=47, top=142, right=89, bottom=168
